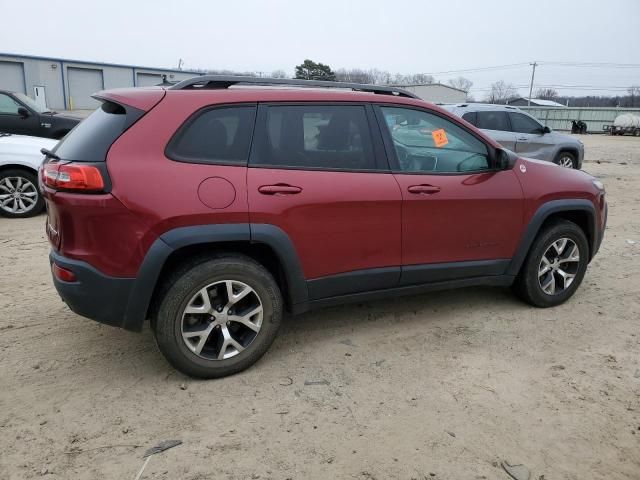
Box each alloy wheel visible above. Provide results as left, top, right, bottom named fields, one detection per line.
left=538, top=238, right=581, bottom=295
left=557, top=156, right=574, bottom=168
left=181, top=280, right=263, bottom=360
left=0, top=176, right=39, bottom=215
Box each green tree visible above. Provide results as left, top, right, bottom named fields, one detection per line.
left=295, top=59, right=335, bottom=81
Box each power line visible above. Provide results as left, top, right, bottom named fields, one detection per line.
left=469, top=84, right=634, bottom=92
left=420, top=61, right=640, bottom=78
left=418, top=63, right=530, bottom=76
left=539, top=61, right=640, bottom=68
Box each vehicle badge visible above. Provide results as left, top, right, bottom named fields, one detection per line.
left=519, top=164, right=527, bottom=173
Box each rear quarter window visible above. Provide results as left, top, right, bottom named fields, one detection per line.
left=53, top=101, right=144, bottom=162
left=461, top=111, right=477, bottom=126
left=166, top=105, right=257, bottom=165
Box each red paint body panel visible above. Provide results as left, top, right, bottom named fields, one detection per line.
left=394, top=170, right=524, bottom=265
left=105, top=93, right=251, bottom=238
left=247, top=168, right=402, bottom=279
left=516, top=157, right=602, bottom=223
left=43, top=188, right=150, bottom=277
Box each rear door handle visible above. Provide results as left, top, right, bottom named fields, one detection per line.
left=517, top=136, right=529, bottom=141
left=407, top=184, right=441, bottom=195
left=258, top=184, right=302, bottom=195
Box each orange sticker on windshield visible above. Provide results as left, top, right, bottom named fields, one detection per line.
left=432, top=129, right=448, bottom=148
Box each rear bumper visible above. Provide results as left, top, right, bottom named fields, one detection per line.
left=49, top=250, right=135, bottom=330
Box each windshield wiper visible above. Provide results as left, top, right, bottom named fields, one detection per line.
left=41, top=148, right=60, bottom=160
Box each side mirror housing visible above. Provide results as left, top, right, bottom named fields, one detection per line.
left=17, top=107, right=30, bottom=118
left=495, top=148, right=518, bottom=170
left=542, top=126, right=551, bottom=134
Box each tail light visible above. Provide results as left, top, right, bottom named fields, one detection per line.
left=44, top=162, right=105, bottom=192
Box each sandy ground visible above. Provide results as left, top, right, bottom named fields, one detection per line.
left=0, top=135, right=639, bottom=480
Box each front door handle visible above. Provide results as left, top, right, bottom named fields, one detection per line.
left=517, top=137, right=529, bottom=141
left=258, top=184, right=302, bottom=195
left=407, top=184, right=441, bottom=195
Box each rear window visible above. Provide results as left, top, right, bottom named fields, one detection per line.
left=53, top=101, right=143, bottom=162
left=475, top=111, right=510, bottom=132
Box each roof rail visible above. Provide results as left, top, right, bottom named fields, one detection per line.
left=168, top=75, right=420, bottom=99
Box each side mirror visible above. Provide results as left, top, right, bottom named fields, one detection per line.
left=495, top=148, right=518, bottom=170
left=17, top=107, right=30, bottom=118
left=542, top=126, right=551, bottom=134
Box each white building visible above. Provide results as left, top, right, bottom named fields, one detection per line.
left=0, top=52, right=202, bottom=111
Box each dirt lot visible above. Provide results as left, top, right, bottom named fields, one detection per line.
left=1, top=134, right=639, bottom=480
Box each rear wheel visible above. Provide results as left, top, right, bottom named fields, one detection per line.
left=513, top=220, right=589, bottom=308
left=634, top=129, right=640, bottom=137
left=154, top=254, right=283, bottom=378
left=0, top=169, right=44, bottom=218
left=554, top=152, right=576, bottom=169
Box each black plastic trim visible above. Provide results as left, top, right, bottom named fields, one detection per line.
left=168, top=75, right=420, bottom=99
left=250, top=224, right=308, bottom=305
left=160, top=223, right=251, bottom=249
left=49, top=250, right=135, bottom=329
left=121, top=238, right=174, bottom=331
left=307, top=267, right=400, bottom=300
left=293, top=275, right=515, bottom=314
left=401, top=259, right=510, bottom=286
left=507, top=199, right=597, bottom=276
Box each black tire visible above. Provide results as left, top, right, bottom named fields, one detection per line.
left=513, top=220, right=589, bottom=308
left=554, top=151, right=577, bottom=169
left=154, top=254, right=283, bottom=378
left=0, top=168, right=44, bottom=218
left=634, top=129, right=640, bottom=137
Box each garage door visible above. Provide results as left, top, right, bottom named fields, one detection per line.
left=0, top=61, right=26, bottom=93
left=136, top=73, right=162, bottom=87
left=67, top=67, right=103, bottom=109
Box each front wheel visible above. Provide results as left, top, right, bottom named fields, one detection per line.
left=154, top=254, right=283, bottom=378
left=554, top=152, right=576, bottom=169
left=513, top=220, right=589, bottom=308
left=0, top=169, right=44, bottom=218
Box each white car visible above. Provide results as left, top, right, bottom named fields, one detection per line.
left=0, top=133, right=57, bottom=218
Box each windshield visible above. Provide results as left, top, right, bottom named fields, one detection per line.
left=14, top=92, right=48, bottom=114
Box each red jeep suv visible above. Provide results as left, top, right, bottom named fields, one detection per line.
left=41, top=77, right=607, bottom=378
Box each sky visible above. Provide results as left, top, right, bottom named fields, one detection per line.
left=1, top=0, right=639, bottom=98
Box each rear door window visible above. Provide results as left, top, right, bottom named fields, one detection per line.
left=250, top=105, right=378, bottom=171
left=167, top=105, right=257, bottom=165
left=476, top=111, right=510, bottom=132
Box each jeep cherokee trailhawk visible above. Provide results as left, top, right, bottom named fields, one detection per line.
left=41, top=77, right=607, bottom=378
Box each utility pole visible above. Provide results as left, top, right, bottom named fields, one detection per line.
left=528, top=61, right=537, bottom=106
left=177, top=58, right=183, bottom=70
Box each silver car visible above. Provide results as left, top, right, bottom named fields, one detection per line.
left=441, top=104, right=584, bottom=169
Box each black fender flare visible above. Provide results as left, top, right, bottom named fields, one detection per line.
left=506, top=199, right=597, bottom=276
left=121, top=223, right=308, bottom=331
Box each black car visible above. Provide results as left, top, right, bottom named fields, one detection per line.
left=0, top=90, right=81, bottom=139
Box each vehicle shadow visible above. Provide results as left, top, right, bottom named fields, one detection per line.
left=81, top=285, right=522, bottom=381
